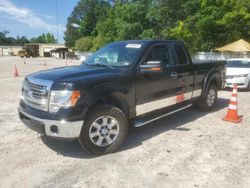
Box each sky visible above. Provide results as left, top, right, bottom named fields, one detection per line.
left=0, top=0, right=79, bottom=44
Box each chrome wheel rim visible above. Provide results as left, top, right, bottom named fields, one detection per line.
left=207, top=88, right=216, bottom=107
left=89, top=116, right=120, bottom=147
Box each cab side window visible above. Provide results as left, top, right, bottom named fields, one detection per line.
left=146, top=45, right=172, bottom=66
left=174, top=44, right=188, bottom=65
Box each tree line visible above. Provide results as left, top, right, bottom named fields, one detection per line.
left=0, top=31, right=57, bottom=45
left=64, top=0, right=250, bottom=52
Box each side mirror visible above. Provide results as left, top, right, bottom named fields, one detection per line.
left=140, top=61, right=163, bottom=72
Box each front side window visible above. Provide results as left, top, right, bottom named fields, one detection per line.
left=146, top=45, right=172, bottom=66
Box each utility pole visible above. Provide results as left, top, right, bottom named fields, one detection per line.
left=56, top=0, right=59, bottom=43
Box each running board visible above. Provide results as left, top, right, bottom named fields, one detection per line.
left=134, top=104, right=193, bottom=127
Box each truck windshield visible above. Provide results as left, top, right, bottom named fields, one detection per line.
left=227, top=60, right=250, bottom=68
left=84, top=42, right=144, bottom=68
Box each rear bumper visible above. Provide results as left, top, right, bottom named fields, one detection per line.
left=19, top=108, right=83, bottom=139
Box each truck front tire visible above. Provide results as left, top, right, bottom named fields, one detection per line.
left=198, top=84, right=218, bottom=111
left=78, top=104, right=128, bottom=155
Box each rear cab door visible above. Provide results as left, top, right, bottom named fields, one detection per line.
left=171, top=42, right=195, bottom=102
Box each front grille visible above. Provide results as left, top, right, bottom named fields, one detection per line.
left=21, top=77, right=53, bottom=111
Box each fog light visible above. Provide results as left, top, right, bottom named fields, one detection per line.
left=50, top=125, right=58, bottom=134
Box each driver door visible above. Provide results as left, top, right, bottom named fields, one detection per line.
left=135, top=44, right=179, bottom=116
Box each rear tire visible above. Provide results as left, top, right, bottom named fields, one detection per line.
left=198, top=84, right=218, bottom=111
left=78, top=104, right=128, bottom=155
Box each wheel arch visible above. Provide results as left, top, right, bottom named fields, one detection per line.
left=80, top=84, right=130, bottom=118
left=89, top=94, right=129, bottom=117
left=202, top=69, right=222, bottom=96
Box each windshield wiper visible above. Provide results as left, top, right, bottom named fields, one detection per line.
left=85, top=62, right=114, bottom=69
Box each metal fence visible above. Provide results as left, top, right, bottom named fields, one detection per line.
left=192, top=51, right=250, bottom=61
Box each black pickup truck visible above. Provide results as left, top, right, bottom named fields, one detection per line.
left=19, top=40, right=226, bottom=155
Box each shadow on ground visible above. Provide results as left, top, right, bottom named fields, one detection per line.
left=41, top=97, right=229, bottom=158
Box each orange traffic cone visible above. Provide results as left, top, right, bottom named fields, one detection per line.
left=176, top=80, right=185, bottom=103
left=14, top=65, right=19, bottom=77
left=222, top=84, right=242, bottom=123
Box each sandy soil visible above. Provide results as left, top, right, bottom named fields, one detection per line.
left=0, top=57, right=250, bottom=188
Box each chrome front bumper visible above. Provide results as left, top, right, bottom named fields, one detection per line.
left=19, top=108, right=83, bottom=139
left=225, top=77, right=249, bottom=89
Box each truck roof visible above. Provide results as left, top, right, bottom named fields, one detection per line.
left=111, top=40, right=182, bottom=45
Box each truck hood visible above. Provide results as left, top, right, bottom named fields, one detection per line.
left=28, top=65, right=121, bottom=82
left=226, top=67, right=250, bottom=75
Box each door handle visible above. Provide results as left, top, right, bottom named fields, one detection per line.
left=171, top=72, right=178, bottom=78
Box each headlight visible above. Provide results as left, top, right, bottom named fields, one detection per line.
left=234, top=74, right=248, bottom=78
left=49, top=90, right=80, bottom=113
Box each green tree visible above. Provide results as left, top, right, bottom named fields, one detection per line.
left=92, top=8, right=117, bottom=50
left=114, top=2, right=148, bottom=40
left=30, top=33, right=56, bottom=43
left=0, top=31, right=30, bottom=45
left=217, top=6, right=250, bottom=42
left=0, top=31, right=10, bottom=45
left=75, top=36, right=93, bottom=51
left=16, top=36, right=29, bottom=45
left=64, top=0, right=250, bottom=52
left=184, top=0, right=250, bottom=51
left=64, top=0, right=110, bottom=48
left=92, top=1, right=150, bottom=50
left=45, top=33, right=57, bottom=43
left=144, top=0, right=197, bottom=39
left=167, top=21, right=192, bottom=42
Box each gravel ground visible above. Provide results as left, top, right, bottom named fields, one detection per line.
left=0, top=57, right=250, bottom=188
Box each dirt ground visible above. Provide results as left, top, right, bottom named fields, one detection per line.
left=0, top=56, right=250, bottom=188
